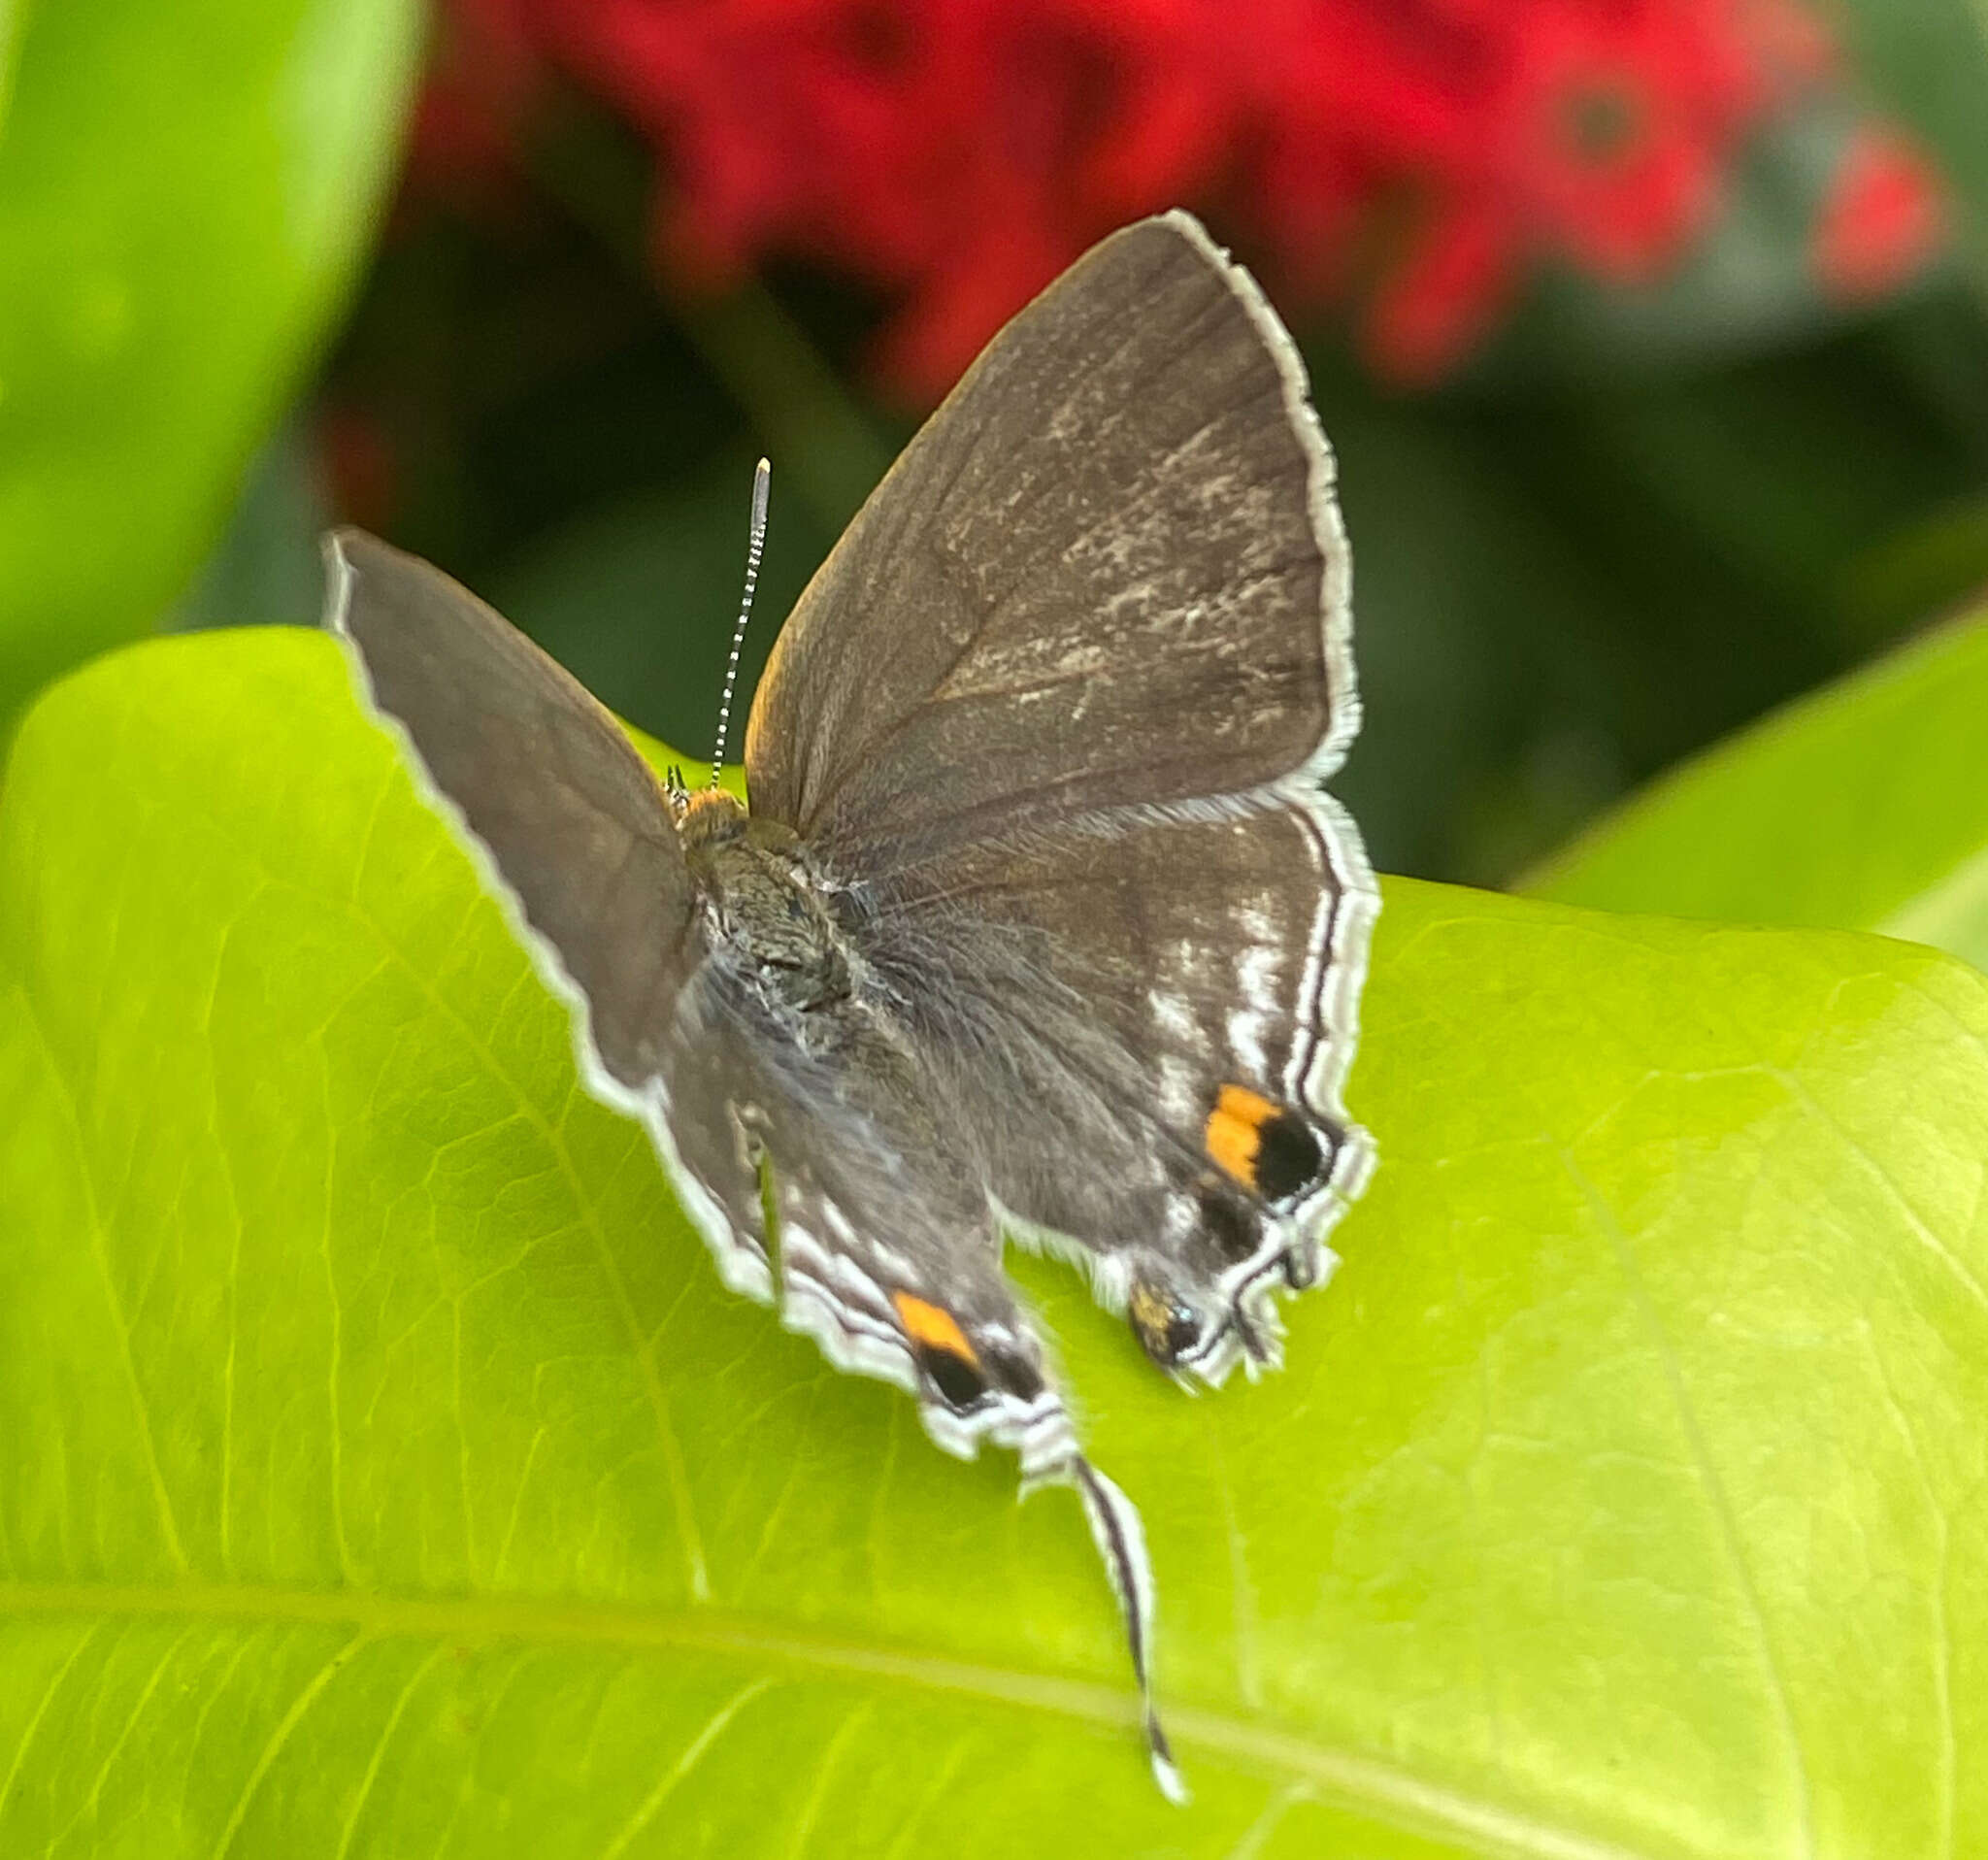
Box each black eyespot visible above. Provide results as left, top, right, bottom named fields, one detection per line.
left=1160, top=1306, right=1202, bottom=1359
left=916, top=1344, right=989, bottom=1412
left=981, top=1345, right=1044, bottom=1402
left=1129, top=1278, right=1205, bottom=1368
left=1253, top=1112, right=1324, bottom=1204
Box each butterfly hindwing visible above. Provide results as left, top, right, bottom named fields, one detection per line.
left=859, top=797, right=1371, bottom=1380
left=702, top=977, right=1183, bottom=1797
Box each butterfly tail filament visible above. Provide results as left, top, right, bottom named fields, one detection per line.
left=1071, top=1457, right=1188, bottom=1806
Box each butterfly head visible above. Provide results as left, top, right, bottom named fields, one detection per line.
left=677, top=786, right=748, bottom=847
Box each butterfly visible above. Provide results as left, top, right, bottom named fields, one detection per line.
left=325, top=210, right=1376, bottom=1799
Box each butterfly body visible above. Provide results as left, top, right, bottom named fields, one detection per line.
left=326, top=211, right=1376, bottom=1801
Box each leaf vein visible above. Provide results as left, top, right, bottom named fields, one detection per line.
left=211, top=1630, right=368, bottom=1860
left=598, top=1676, right=773, bottom=1860
left=8, top=985, right=188, bottom=1573
left=0, top=1621, right=99, bottom=1829
left=330, top=1643, right=448, bottom=1860
left=1557, top=1148, right=1815, bottom=1859
left=1774, top=1071, right=1988, bottom=1320
left=0, top=1578, right=1671, bottom=1860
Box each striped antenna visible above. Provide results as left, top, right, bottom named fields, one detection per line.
left=711, top=457, right=772, bottom=785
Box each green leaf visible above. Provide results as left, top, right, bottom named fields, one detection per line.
left=1528, top=607, right=1988, bottom=971
left=4, top=629, right=1984, bottom=1856
left=0, top=0, right=421, bottom=734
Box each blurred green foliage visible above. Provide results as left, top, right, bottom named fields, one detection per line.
left=8, top=1, right=1986, bottom=885
left=1531, top=606, right=1988, bottom=967
left=0, top=0, right=421, bottom=738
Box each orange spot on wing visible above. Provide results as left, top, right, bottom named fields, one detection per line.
left=891, top=1292, right=979, bottom=1365
left=1206, top=1083, right=1278, bottom=1188
left=1217, top=1083, right=1278, bottom=1125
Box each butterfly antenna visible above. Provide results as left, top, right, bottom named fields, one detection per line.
left=711, top=456, right=771, bottom=786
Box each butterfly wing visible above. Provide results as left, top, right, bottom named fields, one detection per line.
left=744, top=213, right=1375, bottom=1377
left=325, top=530, right=775, bottom=1303
left=746, top=211, right=1358, bottom=863
left=330, top=535, right=1186, bottom=1791
left=858, top=799, right=1371, bottom=1383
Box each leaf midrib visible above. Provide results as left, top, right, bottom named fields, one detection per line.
left=0, top=1578, right=1673, bottom=1860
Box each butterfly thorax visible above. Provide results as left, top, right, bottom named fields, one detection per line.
left=677, top=789, right=852, bottom=1014
left=676, top=790, right=950, bottom=1178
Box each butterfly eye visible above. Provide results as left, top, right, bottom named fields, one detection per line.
left=1128, top=1278, right=1204, bottom=1368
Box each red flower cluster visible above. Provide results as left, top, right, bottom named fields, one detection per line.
left=427, top=0, right=1940, bottom=397
left=1811, top=123, right=1944, bottom=305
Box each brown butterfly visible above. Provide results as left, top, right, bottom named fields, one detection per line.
left=327, top=211, right=1376, bottom=1797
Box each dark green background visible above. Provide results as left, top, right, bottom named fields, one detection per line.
left=165, top=2, right=1988, bottom=887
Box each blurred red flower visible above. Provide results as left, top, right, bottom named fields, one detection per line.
left=426, top=0, right=1940, bottom=397
left=1811, top=123, right=1944, bottom=303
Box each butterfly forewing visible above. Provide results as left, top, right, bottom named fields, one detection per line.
left=327, top=531, right=698, bottom=1084
left=744, top=212, right=1358, bottom=868
left=326, top=531, right=778, bottom=1302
